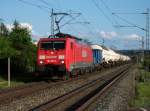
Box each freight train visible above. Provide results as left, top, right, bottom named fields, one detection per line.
left=37, top=33, right=130, bottom=79
left=91, top=44, right=130, bottom=68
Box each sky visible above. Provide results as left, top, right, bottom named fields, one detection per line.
left=0, top=0, right=150, bottom=50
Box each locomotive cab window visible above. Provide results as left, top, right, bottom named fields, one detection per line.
left=40, top=42, right=53, bottom=50
left=40, top=41, right=65, bottom=50
left=53, top=41, right=65, bottom=50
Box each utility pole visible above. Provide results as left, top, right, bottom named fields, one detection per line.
left=8, top=57, right=10, bottom=87
left=146, top=8, right=149, bottom=51
left=50, top=9, right=70, bottom=36
left=51, top=9, right=54, bottom=36
left=145, top=8, right=149, bottom=81
left=102, top=38, right=105, bottom=46
left=112, top=10, right=149, bottom=81
left=141, top=36, right=144, bottom=62
left=50, top=9, right=82, bottom=36
left=113, top=9, right=149, bottom=51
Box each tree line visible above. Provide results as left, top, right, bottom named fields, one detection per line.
left=0, top=21, right=37, bottom=74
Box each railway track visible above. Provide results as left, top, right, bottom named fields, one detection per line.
left=0, top=64, right=128, bottom=106
left=0, top=66, right=114, bottom=105
left=0, top=78, right=74, bottom=105
left=29, top=64, right=130, bottom=111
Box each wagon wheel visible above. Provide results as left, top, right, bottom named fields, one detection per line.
left=71, top=69, right=78, bottom=79
left=63, top=71, right=70, bottom=80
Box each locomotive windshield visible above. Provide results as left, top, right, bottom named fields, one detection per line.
left=40, top=41, right=65, bottom=50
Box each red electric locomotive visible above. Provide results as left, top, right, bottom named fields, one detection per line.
left=37, top=33, right=93, bottom=79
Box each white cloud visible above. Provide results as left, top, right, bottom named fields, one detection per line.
left=6, top=22, right=32, bottom=32
left=31, top=34, right=44, bottom=40
left=125, top=34, right=141, bottom=41
left=74, top=30, right=118, bottom=45
left=6, top=22, right=42, bottom=40
left=99, top=30, right=117, bottom=39
left=20, top=23, right=32, bottom=31
left=77, top=30, right=118, bottom=40
left=6, top=24, right=13, bottom=31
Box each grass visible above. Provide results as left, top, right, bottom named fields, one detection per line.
left=0, top=81, right=24, bottom=89
left=131, top=66, right=150, bottom=108
left=139, top=69, right=150, bottom=82
left=133, top=81, right=150, bottom=108
left=0, top=73, right=45, bottom=89
left=0, top=76, right=24, bottom=89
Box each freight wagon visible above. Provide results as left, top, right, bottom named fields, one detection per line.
left=91, top=44, right=130, bottom=67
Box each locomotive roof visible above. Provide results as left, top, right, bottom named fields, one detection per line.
left=48, top=33, right=82, bottom=41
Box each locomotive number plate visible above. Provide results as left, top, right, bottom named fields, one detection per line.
left=46, top=56, right=57, bottom=59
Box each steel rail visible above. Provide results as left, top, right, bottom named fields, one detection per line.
left=0, top=78, right=74, bottom=105
left=0, top=64, right=125, bottom=105
left=30, top=64, right=130, bottom=111
left=75, top=67, right=129, bottom=111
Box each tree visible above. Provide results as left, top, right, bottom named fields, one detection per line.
left=0, top=23, right=18, bottom=58
left=0, top=37, right=18, bottom=58
left=0, top=36, right=18, bottom=74
left=0, top=23, right=9, bottom=37
left=0, top=21, right=37, bottom=74
left=9, top=21, right=31, bottom=50
left=9, top=21, right=36, bottom=73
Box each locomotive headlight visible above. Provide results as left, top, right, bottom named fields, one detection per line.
left=58, top=55, right=65, bottom=59
left=40, top=60, right=44, bottom=64
left=39, top=55, right=45, bottom=60
left=61, top=60, right=64, bottom=64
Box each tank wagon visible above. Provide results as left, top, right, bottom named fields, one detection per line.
left=91, top=44, right=130, bottom=68
left=37, top=33, right=93, bottom=79
left=37, top=33, right=130, bottom=79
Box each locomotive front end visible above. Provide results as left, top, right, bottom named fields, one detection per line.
left=37, top=38, right=66, bottom=73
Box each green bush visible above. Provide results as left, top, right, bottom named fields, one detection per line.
left=0, top=21, right=37, bottom=74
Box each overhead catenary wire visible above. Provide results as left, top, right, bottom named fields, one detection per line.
left=56, top=0, right=62, bottom=11
left=80, top=15, right=95, bottom=34
left=97, top=1, right=122, bottom=43
left=59, top=13, right=81, bottom=28
left=82, top=13, right=102, bottom=33
left=66, top=24, right=82, bottom=35
left=60, top=11, right=96, bottom=39
left=38, top=0, right=60, bottom=11
left=99, top=0, right=119, bottom=27
left=38, top=0, right=53, bottom=7
left=18, top=0, right=50, bottom=13
left=98, top=0, right=128, bottom=38
left=51, top=9, right=86, bottom=35
left=18, top=0, right=105, bottom=42
left=100, top=0, right=112, bottom=13
left=91, top=0, right=123, bottom=47
left=113, top=14, right=146, bottom=31
left=112, top=12, right=148, bottom=14
left=113, top=9, right=149, bottom=50
left=91, top=0, right=114, bottom=26
left=61, top=14, right=93, bottom=36
left=17, top=0, right=94, bottom=40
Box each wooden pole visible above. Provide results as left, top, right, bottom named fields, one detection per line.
left=8, top=57, right=10, bottom=87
